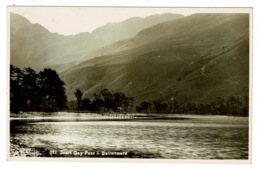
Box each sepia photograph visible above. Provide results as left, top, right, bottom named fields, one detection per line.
left=8, top=7, right=251, bottom=162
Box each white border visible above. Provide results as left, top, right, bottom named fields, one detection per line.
left=6, top=6, right=252, bottom=164
left=1, top=0, right=259, bottom=169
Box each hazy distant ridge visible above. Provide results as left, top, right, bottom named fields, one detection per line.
left=10, top=13, right=184, bottom=72
left=91, top=13, right=184, bottom=43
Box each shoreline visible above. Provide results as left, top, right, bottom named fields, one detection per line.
left=9, top=113, right=248, bottom=123
left=10, top=111, right=249, bottom=118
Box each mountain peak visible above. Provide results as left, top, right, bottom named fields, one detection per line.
left=91, top=13, right=184, bottom=44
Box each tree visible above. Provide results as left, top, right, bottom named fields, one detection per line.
left=185, top=103, right=196, bottom=114
left=39, top=68, right=67, bottom=111
left=136, top=106, right=142, bottom=113
left=10, top=65, right=23, bottom=113
left=171, top=100, right=179, bottom=113
left=122, top=96, right=135, bottom=112
left=112, top=92, right=126, bottom=112
left=153, top=101, right=162, bottom=113
left=91, top=97, right=103, bottom=112
left=81, top=98, right=90, bottom=110
left=56, top=85, right=68, bottom=110
left=226, top=96, right=241, bottom=116
left=22, top=67, right=39, bottom=111
left=241, top=96, right=249, bottom=116
left=10, top=65, right=67, bottom=112
left=210, top=101, right=217, bottom=114
left=135, top=101, right=152, bottom=113
left=161, top=103, right=168, bottom=113
left=100, top=88, right=113, bottom=112
left=215, top=97, right=226, bottom=115
left=74, top=88, right=83, bottom=111
left=129, top=97, right=135, bottom=112
left=140, top=101, right=152, bottom=113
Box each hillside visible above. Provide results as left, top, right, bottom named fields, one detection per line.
left=91, top=13, right=184, bottom=44
left=10, top=13, right=183, bottom=72
left=10, top=13, right=106, bottom=72
left=61, top=14, right=249, bottom=105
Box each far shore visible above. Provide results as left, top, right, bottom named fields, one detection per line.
left=9, top=111, right=248, bottom=122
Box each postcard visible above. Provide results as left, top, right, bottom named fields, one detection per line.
left=7, top=7, right=252, bottom=163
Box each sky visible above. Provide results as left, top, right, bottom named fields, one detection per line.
left=8, top=7, right=197, bottom=35
left=9, top=7, right=250, bottom=36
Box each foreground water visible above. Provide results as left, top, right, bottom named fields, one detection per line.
left=10, top=114, right=248, bottom=159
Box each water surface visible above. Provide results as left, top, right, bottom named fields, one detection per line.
left=10, top=115, right=249, bottom=159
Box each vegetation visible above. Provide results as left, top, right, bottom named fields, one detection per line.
left=135, top=96, right=249, bottom=116
left=70, top=88, right=135, bottom=113
left=10, top=65, right=67, bottom=113
left=10, top=65, right=248, bottom=117
left=69, top=87, right=248, bottom=116
left=74, top=88, right=83, bottom=111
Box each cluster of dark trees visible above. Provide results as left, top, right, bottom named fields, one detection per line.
left=10, top=65, right=67, bottom=113
left=73, top=88, right=135, bottom=112
left=136, top=100, right=179, bottom=114
left=73, top=86, right=248, bottom=116
left=182, top=96, right=249, bottom=116
left=135, top=96, right=249, bottom=116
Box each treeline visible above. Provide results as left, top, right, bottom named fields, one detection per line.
left=72, top=87, right=248, bottom=116
left=10, top=64, right=248, bottom=117
left=182, top=96, right=249, bottom=116
left=135, top=96, right=249, bottom=116
left=10, top=65, right=67, bottom=113
left=136, top=100, right=179, bottom=114
left=72, top=88, right=134, bottom=112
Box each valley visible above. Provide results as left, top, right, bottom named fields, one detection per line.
left=10, top=12, right=249, bottom=108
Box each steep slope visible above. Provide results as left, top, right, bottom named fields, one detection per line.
left=10, top=13, right=184, bottom=72
left=10, top=13, right=106, bottom=72
left=85, top=13, right=184, bottom=59
left=62, top=14, right=249, bottom=105
left=91, top=13, right=184, bottom=44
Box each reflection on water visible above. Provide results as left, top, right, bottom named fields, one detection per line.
left=10, top=116, right=248, bottom=159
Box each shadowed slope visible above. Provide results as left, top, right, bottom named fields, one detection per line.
left=62, top=14, right=249, bottom=105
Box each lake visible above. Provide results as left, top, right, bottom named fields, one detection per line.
left=10, top=114, right=249, bottom=159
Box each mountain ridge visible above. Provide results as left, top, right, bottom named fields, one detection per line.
left=61, top=13, right=249, bottom=105
left=10, top=12, right=107, bottom=72
left=10, top=12, right=184, bottom=72
left=91, top=13, right=184, bottom=44
left=10, top=12, right=249, bottom=107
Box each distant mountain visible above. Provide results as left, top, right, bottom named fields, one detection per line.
left=10, top=12, right=249, bottom=105
left=10, top=13, right=184, bottom=72
left=61, top=14, right=249, bottom=104
left=80, top=14, right=185, bottom=62
left=10, top=13, right=106, bottom=72
left=91, top=13, right=184, bottom=44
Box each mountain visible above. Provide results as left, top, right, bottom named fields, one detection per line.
left=91, top=13, right=184, bottom=44
left=10, top=13, right=184, bottom=72
left=79, top=14, right=185, bottom=62
left=61, top=14, right=249, bottom=105
left=10, top=13, right=106, bottom=72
